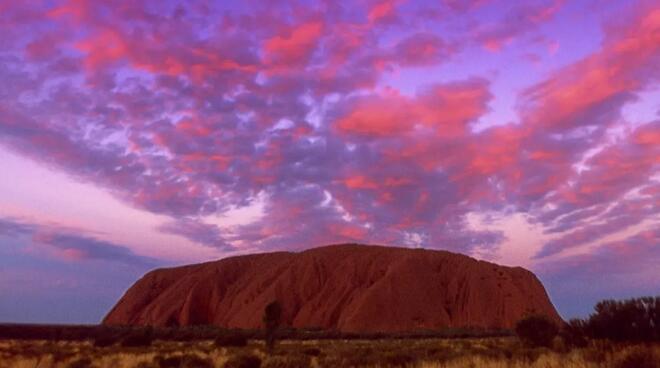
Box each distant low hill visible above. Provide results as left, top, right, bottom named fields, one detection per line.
left=104, top=244, right=562, bottom=332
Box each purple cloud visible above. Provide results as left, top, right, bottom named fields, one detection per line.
left=0, top=217, right=159, bottom=267
left=0, top=217, right=35, bottom=236
left=158, top=218, right=234, bottom=251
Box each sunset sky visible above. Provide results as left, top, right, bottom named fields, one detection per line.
left=0, top=0, right=658, bottom=323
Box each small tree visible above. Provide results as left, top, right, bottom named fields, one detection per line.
left=560, top=318, right=589, bottom=348
left=515, top=315, right=559, bottom=348
left=263, top=300, right=282, bottom=352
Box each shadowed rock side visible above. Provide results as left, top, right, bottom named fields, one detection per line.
left=103, top=244, right=562, bottom=332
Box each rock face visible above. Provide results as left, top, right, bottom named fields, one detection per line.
left=103, top=244, right=562, bottom=332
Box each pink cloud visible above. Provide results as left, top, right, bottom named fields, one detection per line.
left=76, top=29, right=129, bottom=70
left=416, top=78, right=491, bottom=136
left=335, top=93, right=414, bottom=136
left=394, top=33, right=452, bottom=66
left=335, top=78, right=491, bottom=137
left=264, top=21, right=324, bottom=68
left=343, top=175, right=380, bottom=190
left=521, top=9, right=660, bottom=130
left=368, top=0, right=402, bottom=25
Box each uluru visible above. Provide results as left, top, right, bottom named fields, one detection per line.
left=103, top=244, right=562, bottom=332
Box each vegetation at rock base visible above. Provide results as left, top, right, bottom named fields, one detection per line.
left=515, top=315, right=559, bottom=348
left=559, top=318, right=589, bottom=348
left=556, top=296, right=659, bottom=345
left=223, top=353, right=262, bottom=368
left=1, top=336, right=658, bottom=368
left=0, top=296, right=658, bottom=367
left=587, top=297, right=659, bottom=342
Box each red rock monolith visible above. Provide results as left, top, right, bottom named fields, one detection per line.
left=103, top=244, right=562, bottom=332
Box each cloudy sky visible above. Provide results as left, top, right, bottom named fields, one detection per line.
left=0, top=0, right=658, bottom=323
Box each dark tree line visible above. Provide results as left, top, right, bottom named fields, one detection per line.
left=583, top=296, right=659, bottom=342
left=516, top=296, right=659, bottom=348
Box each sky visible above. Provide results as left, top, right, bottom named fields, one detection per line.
left=0, top=0, right=658, bottom=324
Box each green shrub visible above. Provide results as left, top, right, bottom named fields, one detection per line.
left=332, top=349, right=417, bottom=368
left=515, top=315, right=559, bottom=347
left=67, top=357, right=94, bottom=368
left=513, top=347, right=546, bottom=363
left=315, top=356, right=342, bottom=368
left=93, top=334, right=118, bottom=347
left=181, top=355, right=214, bottom=368
left=377, top=352, right=416, bottom=367
left=215, top=334, right=248, bottom=347
left=157, top=355, right=181, bottom=368
left=582, top=346, right=609, bottom=365
left=159, top=354, right=213, bottom=368
left=262, top=355, right=310, bottom=368
left=302, top=347, right=321, bottom=356
left=615, top=347, right=658, bottom=368
left=559, top=318, right=589, bottom=348
left=135, top=362, right=156, bottom=368
left=120, top=328, right=154, bottom=347
left=224, top=353, right=262, bottom=368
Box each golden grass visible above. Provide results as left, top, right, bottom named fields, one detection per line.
left=0, top=337, right=657, bottom=368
